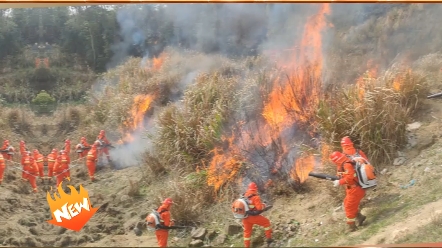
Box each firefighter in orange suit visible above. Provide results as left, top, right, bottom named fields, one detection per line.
left=46, top=149, right=58, bottom=181
left=23, top=151, right=38, bottom=193
left=96, top=130, right=112, bottom=163
left=64, top=139, right=71, bottom=157
left=0, top=153, right=5, bottom=184
left=85, top=141, right=99, bottom=181
left=340, top=136, right=369, bottom=161
left=330, top=151, right=366, bottom=232
left=242, top=182, right=273, bottom=247
left=0, top=140, right=14, bottom=160
left=19, top=140, right=27, bottom=157
left=60, top=150, right=71, bottom=179
left=154, top=198, right=175, bottom=247
left=33, top=149, right=45, bottom=180
left=76, top=137, right=91, bottom=159
left=53, top=150, right=70, bottom=187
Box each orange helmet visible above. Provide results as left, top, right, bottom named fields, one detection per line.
left=20, top=140, right=25, bottom=145
left=4, top=140, right=9, bottom=145
left=81, top=137, right=86, bottom=141
left=99, top=130, right=105, bottom=136
left=162, top=198, right=174, bottom=205
left=52, top=149, right=57, bottom=154
left=248, top=182, right=258, bottom=191
left=65, top=139, right=71, bottom=144
left=33, top=149, right=39, bottom=154
left=330, top=151, right=347, bottom=165
left=340, top=136, right=354, bottom=147
left=60, top=150, right=66, bottom=154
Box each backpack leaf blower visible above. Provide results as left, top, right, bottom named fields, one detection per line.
left=308, top=172, right=339, bottom=181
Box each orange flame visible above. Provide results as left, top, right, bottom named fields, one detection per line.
left=356, top=61, right=378, bottom=100
left=291, top=155, right=316, bottom=184
left=261, top=4, right=330, bottom=179
left=142, top=52, right=167, bottom=72
left=207, top=136, right=243, bottom=192
left=206, top=5, right=330, bottom=192
left=46, top=180, right=99, bottom=232
left=262, top=4, right=330, bottom=132
left=391, top=69, right=411, bottom=92
left=118, top=94, right=156, bottom=144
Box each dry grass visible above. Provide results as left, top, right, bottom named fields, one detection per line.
left=148, top=170, right=215, bottom=225
left=80, top=45, right=435, bottom=233
left=154, top=72, right=237, bottom=170
left=6, top=109, right=31, bottom=135
left=315, top=64, right=427, bottom=166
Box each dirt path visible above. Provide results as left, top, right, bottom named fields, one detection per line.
left=360, top=198, right=442, bottom=245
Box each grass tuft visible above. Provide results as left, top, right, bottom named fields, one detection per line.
left=315, top=64, right=427, bottom=166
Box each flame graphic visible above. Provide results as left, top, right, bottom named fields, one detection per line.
left=46, top=179, right=99, bottom=232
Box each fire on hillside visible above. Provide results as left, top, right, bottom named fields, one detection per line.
left=206, top=4, right=331, bottom=192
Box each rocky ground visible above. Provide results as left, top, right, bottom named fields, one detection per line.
left=0, top=96, right=441, bottom=247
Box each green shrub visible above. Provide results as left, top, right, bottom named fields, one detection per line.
left=31, top=90, right=56, bottom=105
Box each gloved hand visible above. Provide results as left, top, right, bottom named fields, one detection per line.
left=333, top=180, right=340, bottom=187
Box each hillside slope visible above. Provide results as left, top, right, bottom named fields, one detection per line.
left=1, top=97, right=439, bottom=247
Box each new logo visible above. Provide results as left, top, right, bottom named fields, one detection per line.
left=46, top=179, right=99, bottom=231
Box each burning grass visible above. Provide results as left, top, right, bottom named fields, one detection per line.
left=315, top=64, right=428, bottom=166
left=83, top=35, right=433, bottom=230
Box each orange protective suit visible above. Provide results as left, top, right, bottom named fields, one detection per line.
left=22, top=153, right=38, bottom=192
left=53, top=152, right=70, bottom=187
left=242, top=183, right=272, bottom=248
left=76, top=137, right=91, bottom=158
left=61, top=152, right=71, bottom=179
left=340, top=136, right=369, bottom=160
left=19, top=141, right=27, bottom=157
left=331, top=151, right=366, bottom=225
left=47, top=149, right=57, bottom=178
left=52, top=156, right=65, bottom=187
left=33, top=150, right=45, bottom=178
left=97, top=130, right=111, bottom=162
left=154, top=198, right=175, bottom=248
left=343, top=147, right=369, bottom=161
left=86, top=144, right=98, bottom=181
left=0, top=153, right=5, bottom=184
left=0, top=140, right=14, bottom=160
left=64, top=140, right=71, bottom=157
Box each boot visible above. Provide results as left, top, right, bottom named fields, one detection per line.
left=266, top=238, right=274, bottom=247
left=347, top=222, right=358, bottom=232
left=356, top=212, right=366, bottom=226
